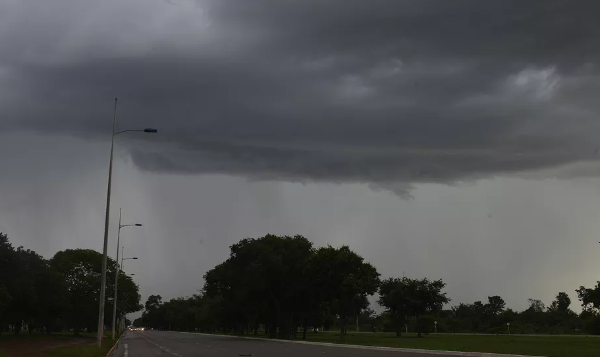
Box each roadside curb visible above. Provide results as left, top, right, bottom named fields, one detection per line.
left=106, top=331, right=126, bottom=357
left=175, top=331, right=547, bottom=357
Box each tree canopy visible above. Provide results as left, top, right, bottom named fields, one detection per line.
left=0, top=233, right=142, bottom=335
left=378, top=277, right=449, bottom=336
left=137, top=233, right=600, bottom=338
left=6, top=230, right=600, bottom=338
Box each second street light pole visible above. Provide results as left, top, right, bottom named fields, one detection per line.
left=96, top=98, right=157, bottom=347
left=111, top=209, right=142, bottom=340
left=114, top=249, right=138, bottom=337
left=111, top=209, right=122, bottom=341
left=121, top=251, right=138, bottom=271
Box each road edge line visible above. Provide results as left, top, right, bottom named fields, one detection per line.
left=172, top=331, right=547, bottom=357
left=107, top=331, right=126, bottom=357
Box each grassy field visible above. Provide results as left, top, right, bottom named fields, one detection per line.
left=295, top=332, right=600, bottom=357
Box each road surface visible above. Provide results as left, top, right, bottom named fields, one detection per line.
left=112, top=330, right=467, bottom=357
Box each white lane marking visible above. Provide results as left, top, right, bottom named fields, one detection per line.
left=124, top=343, right=129, bottom=357
left=138, top=333, right=183, bottom=357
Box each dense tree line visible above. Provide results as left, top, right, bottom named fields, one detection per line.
left=137, top=234, right=600, bottom=337
left=0, top=233, right=142, bottom=335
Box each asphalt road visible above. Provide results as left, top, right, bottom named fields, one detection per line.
left=112, top=330, right=465, bottom=357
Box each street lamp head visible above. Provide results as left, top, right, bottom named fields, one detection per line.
left=144, top=128, right=158, bottom=133
left=135, top=224, right=142, bottom=226
left=132, top=257, right=138, bottom=260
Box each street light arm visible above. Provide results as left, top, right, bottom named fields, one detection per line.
left=119, top=223, right=142, bottom=228
left=113, top=128, right=158, bottom=137
left=113, top=129, right=145, bottom=137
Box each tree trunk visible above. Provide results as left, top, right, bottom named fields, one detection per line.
left=271, top=292, right=282, bottom=338
left=396, top=329, right=402, bottom=337
left=340, top=317, right=346, bottom=341
left=73, top=321, right=80, bottom=336
left=302, top=317, right=308, bottom=340
left=290, top=313, right=296, bottom=339
left=277, top=322, right=287, bottom=339
left=269, top=322, right=277, bottom=338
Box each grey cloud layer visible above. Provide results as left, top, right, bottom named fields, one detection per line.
left=2, top=0, right=600, bottom=194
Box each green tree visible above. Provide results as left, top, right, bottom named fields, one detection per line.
left=51, top=248, right=141, bottom=335
left=142, top=295, right=167, bottom=329
left=145, top=295, right=163, bottom=311
left=113, top=273, right=143, bottom=319
left=33, top=259, right=70, bottom=333
left=51, top=249, right=103, bottom=334
left=547, top=292, right=575, bottom=333
left=485, top=296, right=506, bottom=315
left=519, top=298, right=546, bottom=332
left=5, top=247, right=46, bottom=334
left=378, top=277, right=449, bottom=337
left=0, top=284, right=12, bottom=335
left=309, top=246, right=380, bottom=340
left=527, top=298, right=546, bottom=313
left=0, top=233, right=17, bottom=334
left=451, top=302, right=476, bottom=331
left=577, top=284, right=600, bottom=311
left=550, top=292, right=571, bottom=312
left=204, top=234, right=315, bottom=338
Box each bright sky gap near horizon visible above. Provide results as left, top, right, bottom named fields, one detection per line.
left=2, top=0, right=600, bottom=315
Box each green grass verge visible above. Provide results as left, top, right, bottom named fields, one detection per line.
left=0, top=333, right=76, bottom=342
left=297, top=332, right=600, bottom=357
left=44, top=338, right=116, bottom=357
left=0, top=332, right=97, bottom=343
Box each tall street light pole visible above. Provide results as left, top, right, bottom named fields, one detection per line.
left=111, top=208, right=142, bottom=340
left=97, top=98, right=157, bottom=347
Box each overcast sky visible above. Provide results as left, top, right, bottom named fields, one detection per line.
left=2, top=0, right=600, bottom=314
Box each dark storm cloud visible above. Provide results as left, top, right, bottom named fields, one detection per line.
left=2, top=0, right=600, bottom=194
